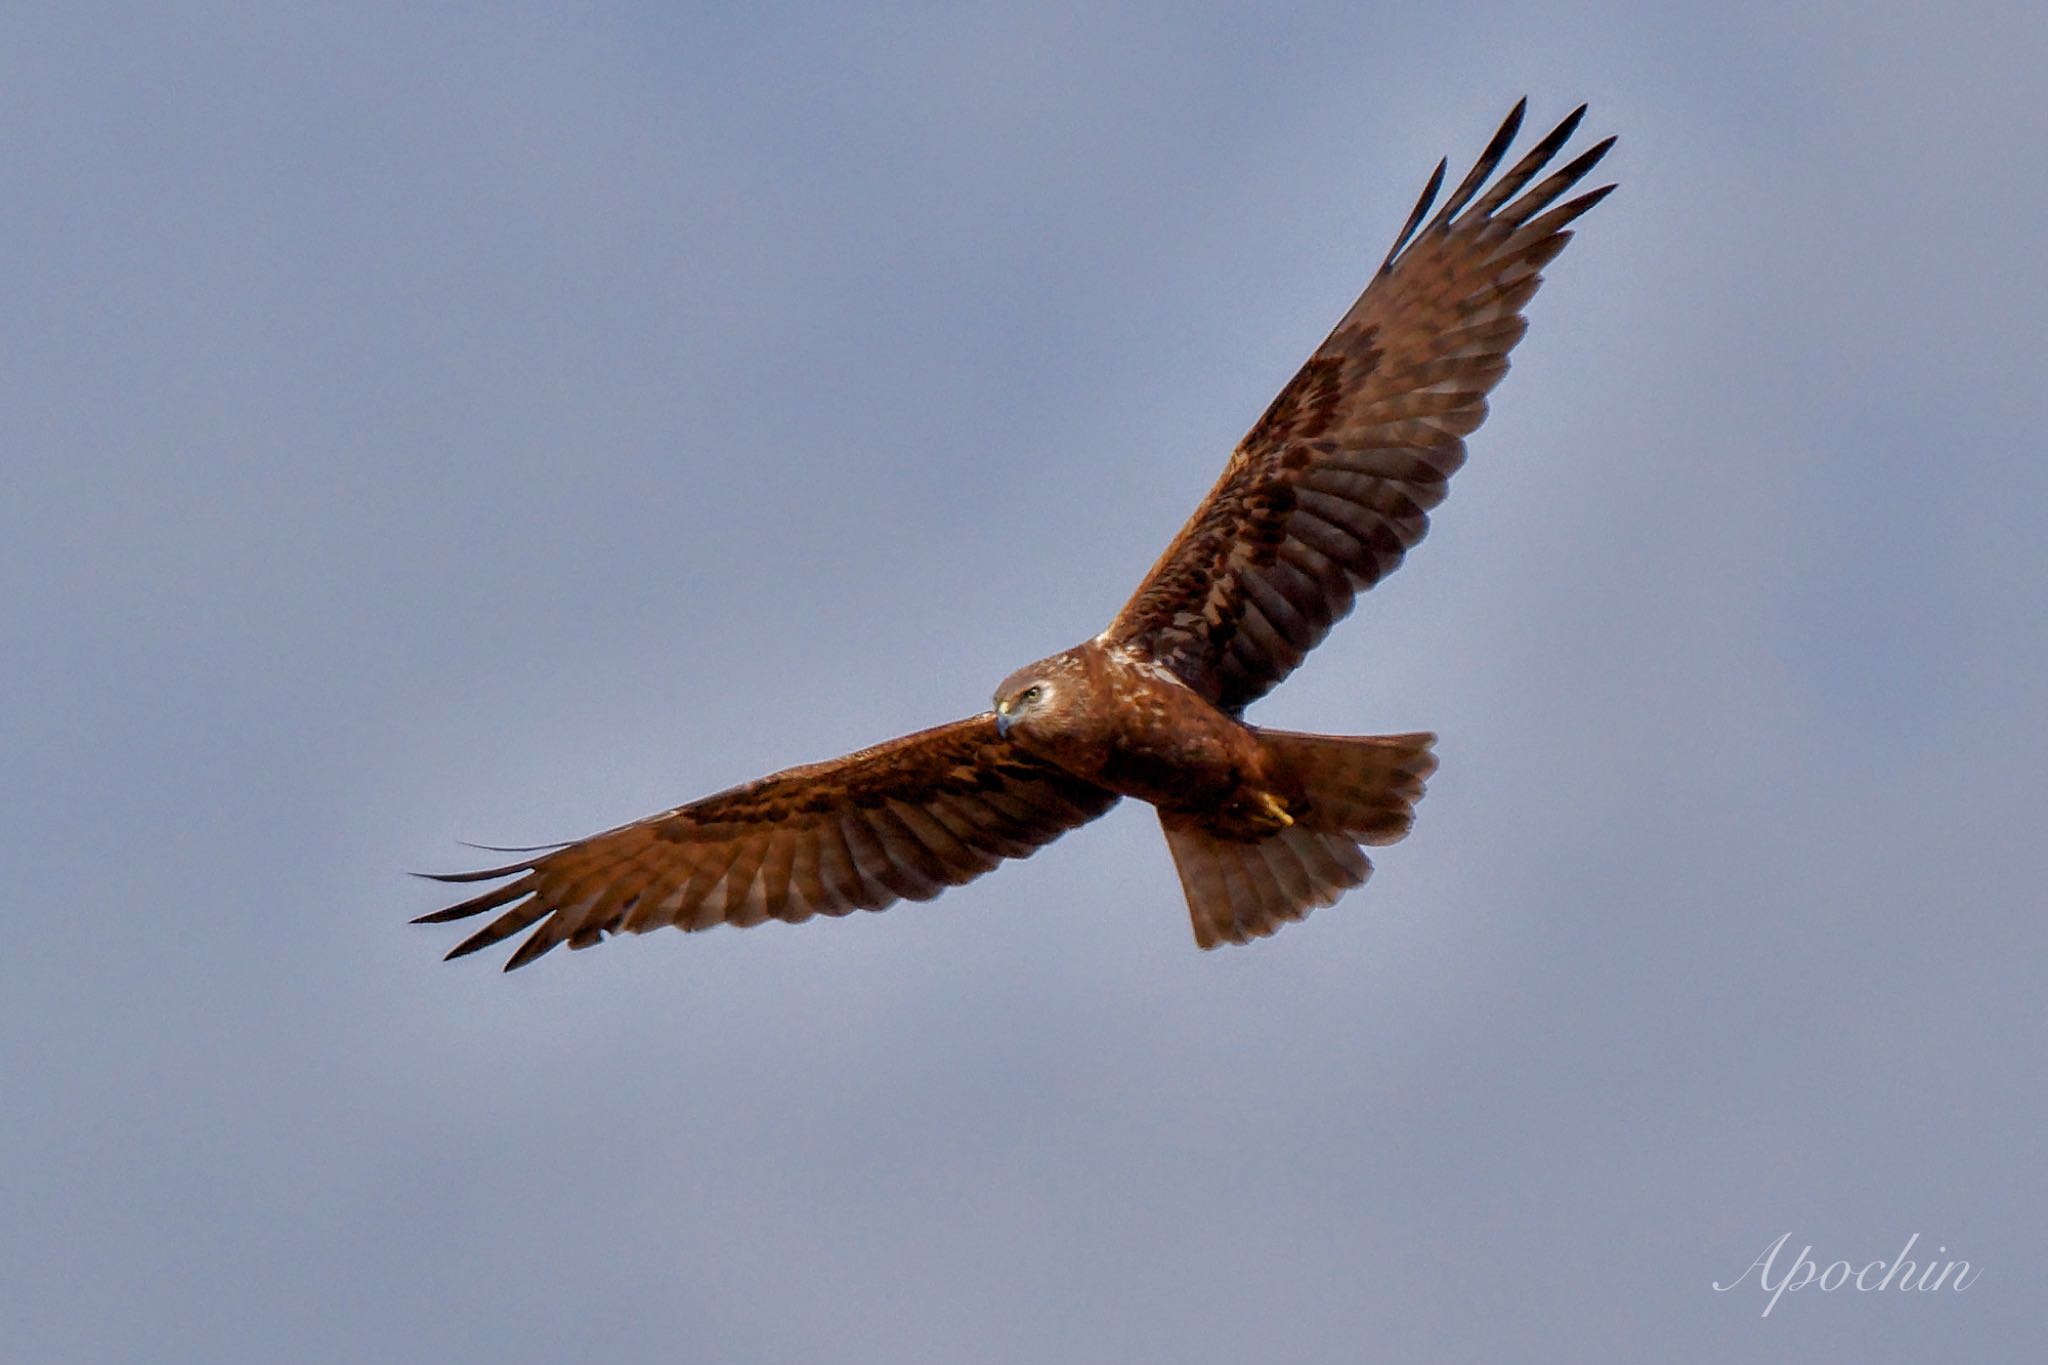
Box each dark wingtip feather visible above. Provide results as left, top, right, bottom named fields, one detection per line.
left=1562, top=181, right=1620, bottom=220
left=1380, top=156, right=1447, bottom=273
left=1467, top=103, right=1600, bottom=222
left=1499, top=95, right=1531, bottom=146
left=444, top=934, right=488, bottom=960
left=413, top=859, right=536, bottom=885
left=1509, top=104, right=1588, bottom=173
left=1429, top=98, right=1529, bottom=230
left=410, top=875, right=534, bottom=925
left=1526, top=135, right=1618, bottom=209
left=1492, top=137, right=1617, bottom=231
left=1570, top=134, right=1618, bottom=178
left=407, top=841, right=565, bottom=893
left=502, top=929, right=562, bottom=971
left=1528, top=104, right=1591, bottom=176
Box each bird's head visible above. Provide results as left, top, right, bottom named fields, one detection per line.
left=992, top=650, right=1086, bottom=741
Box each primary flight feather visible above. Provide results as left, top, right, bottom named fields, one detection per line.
left=417, top=100, right=1614, bottom=968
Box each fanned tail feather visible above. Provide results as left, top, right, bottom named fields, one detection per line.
left=1162, top=731, right=1436, bottom=948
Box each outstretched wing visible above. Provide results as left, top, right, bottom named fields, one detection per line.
left=1108, top=101, right=1615, bottom=712
left=415, top=715, right=1118, bottom=969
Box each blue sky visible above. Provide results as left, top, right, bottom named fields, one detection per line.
left=5, top=2, right=2044, bottom=1360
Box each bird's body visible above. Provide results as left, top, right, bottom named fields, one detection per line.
left=998, top=639, right=1289, bottom=837
left=417, top=101, right=1615, bottom=969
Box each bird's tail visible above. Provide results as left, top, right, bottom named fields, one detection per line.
left=1160, top=730, right=1436, bottom=948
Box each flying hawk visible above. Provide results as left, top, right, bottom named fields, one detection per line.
left=418, top=100, right=1614, bottom=969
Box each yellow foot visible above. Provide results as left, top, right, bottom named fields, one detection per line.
left=1255, top=791, right=1294, bottom=827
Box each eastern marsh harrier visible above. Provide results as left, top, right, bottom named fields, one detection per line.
left=418, top=101, right=1614, bottom=968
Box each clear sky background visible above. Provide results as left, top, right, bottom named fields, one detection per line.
left=6, top=3, right=2044, bottom=1361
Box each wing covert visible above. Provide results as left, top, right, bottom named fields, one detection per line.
left=1108, top=101, right=1615, bottom=712
left=414, top=714, right=1117, bottom=969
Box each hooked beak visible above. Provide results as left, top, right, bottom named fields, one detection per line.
left=994, top=702, right=1013, bottom=738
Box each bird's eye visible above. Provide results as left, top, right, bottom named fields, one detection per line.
left=1019, top=685, right=1041, bottom=705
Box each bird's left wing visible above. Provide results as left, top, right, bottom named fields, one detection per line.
left=415, top=714, right=1117, bottom=969
left=1107, top=101, right=1614, bottom=713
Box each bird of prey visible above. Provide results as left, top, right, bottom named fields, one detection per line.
left=418, top=100, right=1614, bottom=969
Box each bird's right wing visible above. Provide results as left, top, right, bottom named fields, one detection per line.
left=415, top=714, right=1118, bottom=969
left=1107, top=101, right=1614, bottom=713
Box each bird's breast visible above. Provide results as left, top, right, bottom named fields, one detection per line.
left=1083, top=660, right=1264, bottom=813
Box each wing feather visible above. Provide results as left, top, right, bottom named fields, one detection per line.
left=778, top=831, right=823, bottom=923
left=809, top=818, right=867, bottom=913
left=1108, top=103, right=1614, bottom=711
left=415, top=714, right=1118, bottom=968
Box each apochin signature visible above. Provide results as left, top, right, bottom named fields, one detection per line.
left=1714, top=1232, right=1980, bottom=1317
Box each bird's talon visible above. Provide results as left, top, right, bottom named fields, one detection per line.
left=1257, top=792, right=1294, bottom=826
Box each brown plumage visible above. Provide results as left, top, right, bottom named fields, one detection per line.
left=417, top=100, right=1613, bottom=968
left=416, top=717, right=1118, bottom=969
left=1109, top=101, right=1615, bottom=711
